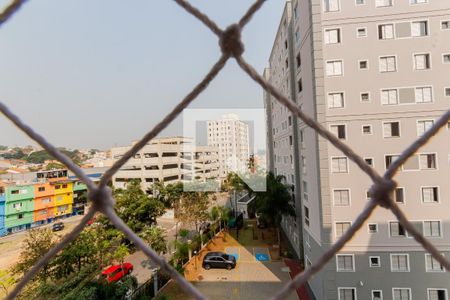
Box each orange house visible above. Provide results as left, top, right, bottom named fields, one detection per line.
left=33, top=182, right=55, bottom=223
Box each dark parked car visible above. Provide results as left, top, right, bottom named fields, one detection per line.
left=52, top=222, right=64, bottom=232
left=202, top=252, right=236, bottom=270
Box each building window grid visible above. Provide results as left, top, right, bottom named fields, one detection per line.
left=390, top=254, right=410, bottom=272
left=336, top=254, right=355, bottom=272
left=393, top=288, right=411, bottom=300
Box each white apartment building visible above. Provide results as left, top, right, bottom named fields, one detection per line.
left=265, top=1, right=450, bottom=299
left=111, top=137, right=219, bottom=192
left=207, top=114, right=250, bottom=178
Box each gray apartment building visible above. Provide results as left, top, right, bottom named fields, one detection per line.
left=264, top=1, right=450, bottom=299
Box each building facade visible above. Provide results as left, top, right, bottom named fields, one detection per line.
left=265, top=1, right=450, bottom=299
left=111, top=137, right=219, bottom=191
left=207, top=114, right=250, bottom=178
left=0, top=169, right=88, bottom=235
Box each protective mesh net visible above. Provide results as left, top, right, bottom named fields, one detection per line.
left=1, top=1, right=449, bottom=299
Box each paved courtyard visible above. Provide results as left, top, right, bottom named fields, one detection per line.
left=162, top=224, right=301, bottom=300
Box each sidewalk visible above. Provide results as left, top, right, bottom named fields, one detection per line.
left=284, top=259, right=311, bottom=300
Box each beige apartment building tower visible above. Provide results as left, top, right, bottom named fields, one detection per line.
left=111, top=137, right=219, bottom=192
left=207, top=114, right=250, bottom=178
left=265, top=1, right=450, bottom=299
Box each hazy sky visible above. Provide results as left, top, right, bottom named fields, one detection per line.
left=0, top=0, right=284, bottom=150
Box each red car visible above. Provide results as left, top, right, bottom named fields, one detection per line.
left=101, top=263, right=133, bottom=283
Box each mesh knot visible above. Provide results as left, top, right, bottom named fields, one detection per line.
left=88, top=186, right=115, bottom=213
left=219, top=24, right=244, bottom=57
left=369, top=178, right=397, bottom=208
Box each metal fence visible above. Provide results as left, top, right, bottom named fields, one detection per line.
left=1, top=0, right=450, bottom=299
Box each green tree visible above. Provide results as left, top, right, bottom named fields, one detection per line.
left=113, top=244, right=129, bottom=266
left=52, top=228, right=96, bottom=279
left=0, top=269, right=15, bottom=296
left=114, top=180, right=165, bottom=232
left=46, top=162, right=66, bottom=170
left=253, top=172, right=296, bottom=255
left=153, top=181, right=183, bottom=209
left=12, top=228, right=58, bottom=282
left=140, top=225, right=167, bottom=255
left=175, top=191, right=209, bottom=232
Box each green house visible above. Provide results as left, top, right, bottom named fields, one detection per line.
left=4, top=184, right=35, bottom=233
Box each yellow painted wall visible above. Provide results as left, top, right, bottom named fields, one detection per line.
left=53, top=192, right=73, bottom=216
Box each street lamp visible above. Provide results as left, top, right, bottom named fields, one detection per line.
left=151, top=267, right=159, bottom=296
left=193, top=250, right=198, bottom=270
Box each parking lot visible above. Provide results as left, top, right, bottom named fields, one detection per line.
left=193, top=249, right=297, bottom=300
left=178, top=227, right=300, bottom=300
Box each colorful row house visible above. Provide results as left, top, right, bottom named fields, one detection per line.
left=0, top=169, right=89, bottom=235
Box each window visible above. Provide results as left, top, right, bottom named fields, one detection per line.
left=393, top=289, right=411, bottom=300
left=415, top=87, right=433, bottom=103
left=330, top=125, right=346, bottom=139
left=390, top=222, right=407, bottom=237
left=394, top=188, right=405, bottom=203
left=336, top=255, right=354, bottom=272
left=288, top=116, right=292, bottom=126
left=335, top=222, right=351, bottom=238
left=376, top=0, right=392, bottom=7
left=362, top=125, right=372, bottom=134
left=38, top=187, right=45, bottom=192
left=334, top=189, right=350, bottom=206
left=381, top=89, right=398, bottom=105
left=428, top=289, right=447, bottom=300
left=18, top=213, right=24, bottom=219
left=417, top=120, right=434, bottom=136
left=55, top=185, right=60, bottom=190
left=326, top=60, right=343, bottom=76
left=357, top=27, right=367, bottom=37
left=304, top=206, right=310, bottom=226
left=444, top=54, right=450, bottom=64
left=446, top=88, right=450, bottom=97
left=419, top=154, right=437, bottom=169
left=378, top=24, right=394, bottom=39
left=324, top=0, right=340, bottom=12
left=284, top=40, right=288, bottom=49
left=360, top=92, right=370, bottom=102
left=370, top=256, right=381, bottom=267
left=385, top=155, right=399, bottom=168
left=365, top=158, right=373, bottom=166
left=414, top=53, right=430, bottom=70
left=411, top=21, right=428, bottom=37
left=368, top=224, right=378, bottom=234
left=442, top=21, right=450, bottom=30
left=423, top=221, right=441, bottom=237
left=372, top=290, right=383, bottom=300
left=42, top=198, right=51, bottom=204
left=383, top=122, right=400, bottom=137
left=355, top=0, right=365, bottom=4
left=410, top=0, right=428, bottom=3
left=303, top=181, right=308, bottom=200
left=379, top=56, right=396, bottom=72
left=12, top=203, right=22, bottom=210
left=422, top=187, right=439, bottom=203
left=426, top=254, right=445, bottom=272
left=339, top=288, right=356, bottom=300
left=325, top=28, right=341, bottom=44
left=359, top=60, right=368, bottom=69
left=328, top=92, right=344, bottom=108
left=298, top=78, right=303, bottom=93
left=391, top=254, right=410, bottom=272
left=296, top=53, right=301, bottom=68
left=332, top=157, right=348, bottom=173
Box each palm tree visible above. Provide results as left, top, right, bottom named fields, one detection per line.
left=254, top=172, right=296, bottom=256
